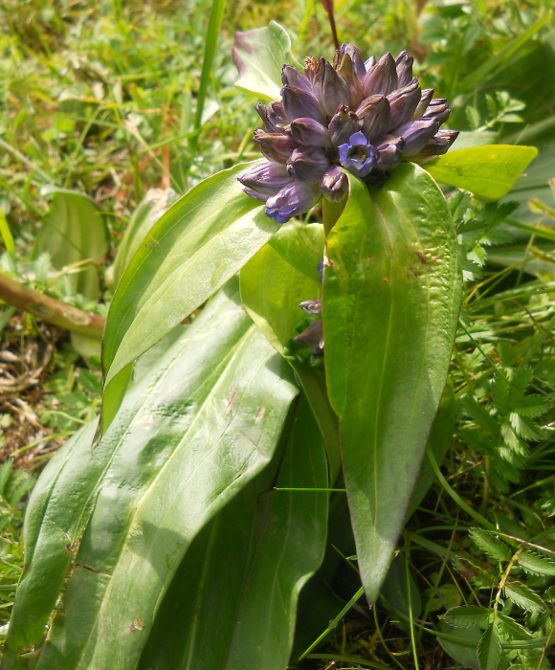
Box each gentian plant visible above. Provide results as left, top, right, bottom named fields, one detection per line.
left=1, top=21, right=538, bottom=670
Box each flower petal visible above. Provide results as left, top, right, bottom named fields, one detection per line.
left=329, top=104, right=363, bottom=146
left=356, top=94, right=391, bottom=141
left=265, top=181, right=321, bottom=223
left=290, top=117, right=333, bottom=148
left=341, top=43, right=367, bottom=81
left=387, top=78, right=421, bottom=128
left=238, top=162, right=292, bottom=200
left=319, top=166, right=348, bottom=202
left=312, top=58, right=351, bottom=118
left=253, top=129, right=296, bottom=163
left=395, top=50, right=414, bottom=88
left=282, top=85, right=327, bottom=125
left=287, top=146, right=331, bottom=183
left=281, top=64, right=313, bottom=92
left=395, top=117, right=440, bottom=156
left=362, top=53, right=398, bottom=97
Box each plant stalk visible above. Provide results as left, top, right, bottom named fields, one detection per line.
left=0, top=272, right=105, bottom=339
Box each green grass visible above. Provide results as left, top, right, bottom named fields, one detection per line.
left=1, top=0, right=555, bottom=666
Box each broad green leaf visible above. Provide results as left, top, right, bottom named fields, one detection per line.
left=240, top=223, right=342, bottom=481
left=381, top=555, right=421, bottom=629
left=232, top=21, right=301, bottom=101
left=138, top=395, right=328, bottom=670
left=477, top=622, right=502, bottom=670
left=504, top=581, right=547, bottom=613
left=439, top=623, right=481, bottom=670
left=109, top=188, right=175, bottom=289
left=444, top=606, right=491, bottom=629
left=2, top=280, right=299, bottom=670
left=426, top=145, right=538, bottom=201
left=101, top=162, right=275, bottom=423
left=323, top=165, right=461, bottom=603
left=405, top=380, right=456, bottom=520
left=33, top=188, right=109, bottom=300
left=449, top=131, right=497, bottom=151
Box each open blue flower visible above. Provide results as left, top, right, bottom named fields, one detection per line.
left=338, top=131, right=377, bottom=179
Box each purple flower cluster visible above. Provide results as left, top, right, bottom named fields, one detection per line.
left=238, top=44, right=458, bottom=223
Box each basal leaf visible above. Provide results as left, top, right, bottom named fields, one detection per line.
left=240, top=225, right=341, bottom=482
left=138, top=395, right=328, bottom=670
left=2, top=280, right=298, bottom=670
left=34, top=188, right=109, bottom=300
left=477, top=622, right=502, bottom=670
left=323, top=165, right=461, bottom=603
left=101, top=162, right=275, bottom=427
left=444, top=606, right=491, bottom=629
left=232, top=21, right=301, bottom=101
left=426, top=145, right=538, bottom=201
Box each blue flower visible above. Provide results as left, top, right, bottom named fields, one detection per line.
left=338, top=131, right=377, bottom=178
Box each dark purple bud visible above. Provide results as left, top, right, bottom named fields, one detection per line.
left=375, top=135, right=405, bottom=171
left=253, top=129, right=296, bottom=163
left=312, top=58, right=351, bottom=118
left=412, top=88, right=434, bottom=119
left=338, top=131, right=377, bottom=178
left=395, top=117, right=440, bottom=156
left=282, top=85, right=326, bottom=125
left=329, top=104, right=363, bottom=146
left=265, top=181, right=321, bottom=223
left=395, top=50, right=414, bottom=88
left=319, top=166, right=348, bottom=202
left=256, top=103, right=287, bottom=133
left=336, top=52, right=365, bottom=109
left=364, top=55, right=376, bottom=71
left=362, top=53, right=398, bottom=97
left=437, top=129, right=459, bottom=147
left=424, top=101, right=451, bottom=124
left=294, top=320, right=324, bottom=355
left=356, top=95, right=391, bottom=141
left=299, top=298, right=322, bottom=315
left=290, top=117, right=333, bottom=148
left=281, top=64, right=313, bottom=92
left=287, top=146, right=331, bottom=183
left=238, top=162, right=292, bottom=201
left=341, top=43, right=367, bottom=80
left=387, top=78, right=421, bottom=129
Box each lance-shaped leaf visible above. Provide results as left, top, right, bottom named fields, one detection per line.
left=240, top=222, right=342, bottom=481
left=232, top=21, right=301, bottom=101
left=323, top=165, right=461, bottom=604
left=426, top=145, right=538, bottom=201
left=101, top=162, right=276, bottom=427
left=2, top=280, right=298, bottom=670
left=138, top=395, right=328, bottom=670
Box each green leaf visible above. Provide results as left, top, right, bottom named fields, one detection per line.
left=444, top=606, right=491, bottom=629
left=110, top=188, right=175, bottom=289
left=101, top=162, right=275, bottom=426
left=2, top=280, right=299, bottom=669
left=323, top=165, right=462, bottom=603
left=477, top=622, right=502, bottom=670
left=138, top=395, right=328, bottom=670
left=426, top=145, right=538, bottom=201
left=469, top=528, right=512, bottom=562
left=517, top=550, right=555, bottom=576
left=0, top=208, right=15, bottom=255
left=240, top=224, right=342, bottom=482
left=504, top=581, right=547, bottom=613
left=496, top=612, right=533, bottom=640
left=33, top=188, right=109, bottom=300
left=232, top=21, right=301, bottom=101
left=439, top=623, right=481, bottom=670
